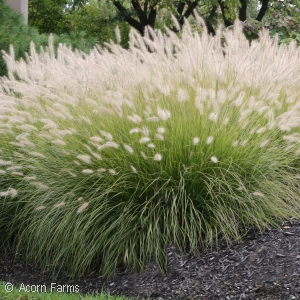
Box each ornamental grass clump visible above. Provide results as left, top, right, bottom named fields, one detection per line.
left=1, top=16, right=300, bottom=277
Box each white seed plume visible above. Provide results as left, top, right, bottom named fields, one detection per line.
left=127, top=114, right=142, bottom=124
left=28, top=152, right=46, bottom=158
left=82, top=169, right=94, bottom=174
left=177, top=88, right=189, bottom=102
left=52, top=140, right=66, bottom=146
left=223, top=117, right=230, bottom=125
left=35, top=206, right=46, bottom=211
left=123, top=144, right=134, bottom=154
left=98, top=142, right=119, bottom=150
left=68, top=172, right=77, bottom=177
left=17, top=124, right=38, bottom=132
left=260, top=139, right=270, bottom=148
left=130, top=165, right=138, bottom=173
left=210, top=156, right=219, bottom=163
left=206, top=136, right=214, bottom=145
left=241, top=140, right=248, bottom=146
left=147, top=143, right=155, bottom=148
left=209, top=112, right=218, bottom=123
left=77, top=197, right=83, bottom=201
left=80, top=116, right=92, bottom=125
left=193, top=137, right=200, bottom=145
left=24, top=176, right=37, bottom=181
left=140, top=137, right=151, bottom=144
left=16, top=132, right=30, bottom=140
left=0, top=160, right=13, bottom=166
left=97, top=168, right=106, bottom=173
left=100, top=131, right=113, bottom=141
left=157, top=127, right=165, bottom=134
left=29, top=182, right=49, bottom=190
left=155, top=134, right=164, bottom=141
left=0, top=188, right=18, bottom=199
left=77, top=155, right=92, bottom=164
left=90, top=136, right=103, bottom=143
left=142, top=126, right=150, bottom=136
left=11, top=172, right=24, bottom=176
left=157, top=108, right=171, bottom=121
left=153, top=153, right=162, bottom=161
left=130, top=128, right=142, bottom=134
left=77, top=202, right=89, bottom=213
left=252, top=192, right=265, bottom=198
left=256, top=127, right=266, bottom=134
left=141, top=151, right=147, bottom=160
left=0, top=170, right=6, bottom=174
left=108, top=169, right=116, bottom=175
left=6, top=166, right=22, bottom=171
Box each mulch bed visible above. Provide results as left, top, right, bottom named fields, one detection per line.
left=1, top=219, right=300, bottom=300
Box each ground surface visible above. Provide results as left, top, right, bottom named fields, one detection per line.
left=1, top=219, right=300, bottom=300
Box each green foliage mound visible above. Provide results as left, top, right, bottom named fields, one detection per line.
left=1, top=18, right=300, bottom=278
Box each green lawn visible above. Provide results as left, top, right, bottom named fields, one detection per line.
left=0, top=281, right=138, bottom=300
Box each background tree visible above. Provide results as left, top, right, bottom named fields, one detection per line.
left=107, top=0, right=274, bottom=36
left=28, top=0, right=71, bottom=34
left=64, top=0, right=130, bottom=48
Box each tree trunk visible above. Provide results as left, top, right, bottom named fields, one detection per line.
left=239, top=0, right=247, bottom=21
left=256, top=0, right=269, bottom=21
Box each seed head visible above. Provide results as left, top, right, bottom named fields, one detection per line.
left=77, top=155, right=92, bottom=164
left=36, top=206, right=46, bottom=211
left=260, top=139, right=270, bottom=148
left=130, top=128, right=142, bottom=134
left=30, top=181, right=49, bottom=190
left=256, top=127, right=266, bottom=134
left=206, top=136, right=214, bottom=145
left=140, top=137, right=151, bottom=144
left=82, top=169, right=94, bottom=174
left=157, top=108, right=171, bottom=121
left=210, top=156, right=219, bottom=163
left=155, top=134, right=164, bottom=141
left=252, top=191, right=265, bottom=198
left=77, top=202, right=89, bottom=213
left=209, top=112, right=218, bottom=123
left=52, top=140, right=66, bottom=146
left=130, top=165, right=138, bottom=173
left=11, top=172, right=24, bottom=176
left=157, top=127, right=165, bottom=134
left=154, top=153, right=162, bottom=161
left=123, top=144, right=134, bottom=154
left=127, top=114, right=142, bottom=124
left=193, top=137, right=200, bottom=145
left=98, top=142, right=119, bottom=150
left=141, top=152, right=147, bottom=159
left=177, top=88, right=189, bottom=102
left=100, top=131, right=113, bottom=141
left=90, top=136, right=103, bottom=143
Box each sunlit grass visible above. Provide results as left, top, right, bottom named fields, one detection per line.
left=1, top=16, right=300, bottom=278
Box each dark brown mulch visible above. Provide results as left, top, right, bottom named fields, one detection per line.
left=1, top=219, right=300, bottom=300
